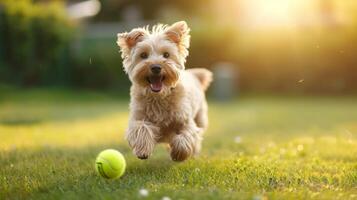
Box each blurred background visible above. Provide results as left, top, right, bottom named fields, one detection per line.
left=1, top=2, right=357, bottom=198
left=1, top=0, right=357, bottom=96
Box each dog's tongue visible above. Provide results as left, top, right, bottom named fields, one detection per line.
left=149, top=76, right=163, bottom=92
left=150, top=82, right=162, bottom=92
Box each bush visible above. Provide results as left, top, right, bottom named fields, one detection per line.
left=0, top=0, right=75, bottom=86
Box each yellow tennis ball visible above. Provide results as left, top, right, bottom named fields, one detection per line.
left=95, top=149, right=126, bottom=179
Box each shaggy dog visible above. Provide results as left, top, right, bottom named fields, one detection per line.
left=117, top=21, right=212, bottom=161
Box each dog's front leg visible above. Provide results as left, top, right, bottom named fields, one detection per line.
left=170, top=120, right=202, bottom=162
left=126, top=120, right=159, bottom=159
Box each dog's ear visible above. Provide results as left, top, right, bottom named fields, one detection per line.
left=165, top=21, right=190, bottom=57
left=117, top=28, right=147, bottom=58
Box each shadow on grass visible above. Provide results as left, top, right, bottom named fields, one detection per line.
left=0, top=102, right=130, bottom=126
left=0, top=117, right=43, bottom=126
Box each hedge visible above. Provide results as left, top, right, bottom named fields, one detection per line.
left=0, top=0, right=75, bottom=86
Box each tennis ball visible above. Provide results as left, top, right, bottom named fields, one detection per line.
left=95, top=149, right=126, bottom=179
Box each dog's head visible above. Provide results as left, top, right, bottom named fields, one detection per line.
left=117, top=21, right=190, bottom=94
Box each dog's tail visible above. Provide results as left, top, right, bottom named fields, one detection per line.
left=188, top=68, right=213, bottom=91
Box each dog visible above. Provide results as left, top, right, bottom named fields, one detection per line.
left=117, top=21, right=212, bottom=161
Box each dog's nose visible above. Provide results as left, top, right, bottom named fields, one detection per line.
left=150, top=64, right=161, bottom=74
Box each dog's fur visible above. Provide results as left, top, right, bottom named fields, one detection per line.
left=117, top=21, right=212, bottom=161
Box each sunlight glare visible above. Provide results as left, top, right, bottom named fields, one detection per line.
left=241, top=0, right=306, bottom=28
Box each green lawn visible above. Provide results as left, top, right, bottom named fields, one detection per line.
left=1, top=87, right=357, bottom=200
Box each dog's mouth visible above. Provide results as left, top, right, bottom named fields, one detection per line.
left=147, top=75, right=165, bottom=93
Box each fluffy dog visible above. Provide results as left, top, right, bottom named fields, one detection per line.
left=117, top=21, right=212, bottom=161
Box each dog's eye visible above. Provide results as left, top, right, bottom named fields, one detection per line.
left=140, top=52, right=148, bottom=59
left=163, top=52, right=170, bottom=58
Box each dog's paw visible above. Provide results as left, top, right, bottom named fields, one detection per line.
left=170, top=134, right=194, bottom=162
left=137, top=154, right=149, bottom=160
left=170, top=147, right=191, bottom=162
left=133, top=147, right=151, bottom=160
left=126, top=120, right=159, bottom=160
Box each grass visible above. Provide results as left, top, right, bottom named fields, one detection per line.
left=1, top=87, right=357, bottom=200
